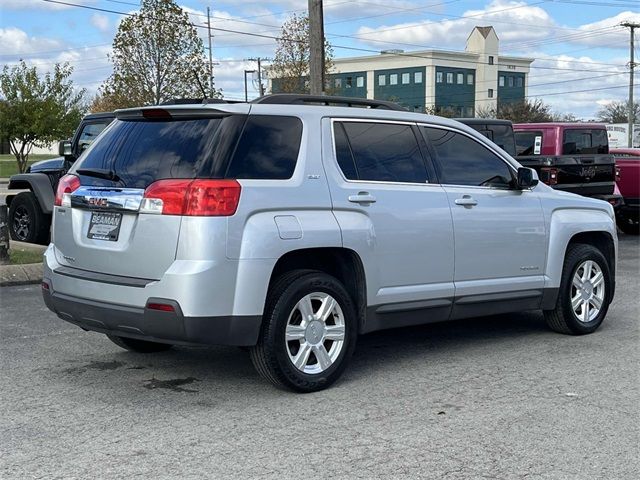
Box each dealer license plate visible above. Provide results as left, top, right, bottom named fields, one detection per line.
left=87, top=212, right=122, bottom=241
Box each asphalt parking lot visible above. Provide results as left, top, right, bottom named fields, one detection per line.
left=1, top=235, right=638, bottom=479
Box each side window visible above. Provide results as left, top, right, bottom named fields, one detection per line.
left=515, top=131, right=544, bottom=155
left=334, top=122, right=428, bottom=183
left=226, top=115, right=302, bottom=179
left=77, top=122, right=109, bottom=154
left=422, top=127, right=513, bottom=188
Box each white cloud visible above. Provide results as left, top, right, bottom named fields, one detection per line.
left=0, top=27, right=63, bottom=56
left=90, top=14, right=110, bottom=33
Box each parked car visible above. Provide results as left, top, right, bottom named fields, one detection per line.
left=7, top=112, right=114, bottom=244
left=611, top=148, right=640, bottom=234
left=42, top=95, right=617, bottom=392
left=512, top=123, right=619, bottom=204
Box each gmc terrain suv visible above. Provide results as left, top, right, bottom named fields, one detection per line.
left=42, top=95, right=617, bottom=392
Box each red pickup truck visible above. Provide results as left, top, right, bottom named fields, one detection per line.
left=611, top=148, right=640, bottom=234
left=513, top=123, right=618, bottom=202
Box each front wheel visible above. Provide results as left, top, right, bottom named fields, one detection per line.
left=250, top=270, right=358, bottom=393
left=8, top=191, right=50, bottom=244
left=544, top=244, right=612, bottom=335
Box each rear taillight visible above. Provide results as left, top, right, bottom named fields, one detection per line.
left=540, top=167, right=558, bottom=186
left=54, top=174, right=81, bottom=206
left=615, top=165, right=621, bottom=182
left=141, top=179, right=241, bottom=216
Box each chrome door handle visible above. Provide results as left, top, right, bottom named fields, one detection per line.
left=454, top=195, right=478, bottom=207
left=348, top=192, right=377, bottom=204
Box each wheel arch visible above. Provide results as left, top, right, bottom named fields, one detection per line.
left=7, top=174, right=54, bottom=214
left=267, top=247, right=367, bottom=333
left=545, top=208, right=617, bottom=307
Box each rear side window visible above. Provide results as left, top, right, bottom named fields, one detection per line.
left=423, top=127, right=513, bottom=188
left=515, top=130, right=543, bottom=155
left=226, top=116, right=302, bottom=179
left=563, top=129, right=608, bottom=155
left=76, top=121, right=110, bottom=155
left=334, top=121, right=428, bottom=183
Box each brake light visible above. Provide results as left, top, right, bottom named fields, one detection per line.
left=540, top=167, right=558, bottom=186
left=54, top=174, right=81, bottom=206
left=142, top=108, right=171, bottom=119
left=141, top=179, right=241, bottom=216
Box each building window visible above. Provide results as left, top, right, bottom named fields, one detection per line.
left=516, top=77, right=523, bottom=87
left=446, top=72, right=453, bottom=84
left=415, top=72, right=423, bottom=83
left=378, top=74, right=386, bottom=86
left=402, top=73, right=410, bottom=84
left=488, top=89, right=494, bottom=98
left=488, top=56, right=494, bottom=65
left=390, top=74, right=398, bottom=85
left=436, top=72, right=443, bottom=83
left=346, top=76, right=353, bottom=88
left=508, top=76, right=514, bottom=87
left=356, top=76, right=364, bottom=88
left=466, top=107, right=474, bottom=117
left=457, top=73, right=463, bottom=84
left=467, top=74, right=474, bottom=85
left=335, top=78, right=342, bottom=88
left=499, top=76, right=505, bottom=87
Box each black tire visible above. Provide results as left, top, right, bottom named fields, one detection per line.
left=617, top=214, right=639, bottom=235
left=107, top=335, right=173, bottom=353
left=8, top=191, right=50, bottom=244
left=250, top=270, right=358, bottom=393
left=544, top=243, right=612, bottom=335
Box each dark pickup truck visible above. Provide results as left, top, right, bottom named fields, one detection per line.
left=7, top=112, right=114, bottom=244
left=459, top=119, right=619, bottom=206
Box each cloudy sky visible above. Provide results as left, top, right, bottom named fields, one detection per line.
left=1, top=0, right=638, bottom=118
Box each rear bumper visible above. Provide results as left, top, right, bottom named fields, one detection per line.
left=41, top=282, right=262, bottom=346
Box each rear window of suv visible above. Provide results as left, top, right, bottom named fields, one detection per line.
left=562, top=129, right=608, bottom=155
left=74, top=114, right=303, bottom=188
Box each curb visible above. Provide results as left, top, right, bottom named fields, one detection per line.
left=0, top=240, right=46, bottom=287
left=0, top=262, right=43, bottom=287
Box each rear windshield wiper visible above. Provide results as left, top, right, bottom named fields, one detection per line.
left=76, top=168, right=120, bottom=182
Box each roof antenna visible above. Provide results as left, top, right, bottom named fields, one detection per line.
left=193, top=70, right=208, bottom=100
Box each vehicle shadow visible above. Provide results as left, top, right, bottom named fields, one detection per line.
left=56, top=310, right=554, bottom=396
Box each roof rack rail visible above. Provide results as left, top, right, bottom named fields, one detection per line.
left=251, top=94, right=407, bottom=111
left=161, top=98, right=242, bottom=105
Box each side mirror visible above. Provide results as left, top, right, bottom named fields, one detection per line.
left=516, top=167, right=539, bottom=190
left=58, top=140, right=73, bottom=157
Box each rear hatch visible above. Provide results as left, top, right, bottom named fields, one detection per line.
left=52, top=107, right=247, bottom=280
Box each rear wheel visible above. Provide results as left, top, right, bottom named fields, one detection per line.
left=250, top=270, right=357, bottom=392
left=8, top=191, right=50, bottom=244
left=544, top=244, right=612, bottom=335
left=107, top=335, right=173, bottom=353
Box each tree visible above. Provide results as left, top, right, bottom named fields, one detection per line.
left=424, top=105, right=458, bottom=118
left=597, top=100, right=639, bottom=124
left=476, top=99, right=553, bottom=123
left=269, top=13, right=334, bottom=94
left=0, top=61, right=85, bottom=173
left=98, top=0, right=219, bottom=108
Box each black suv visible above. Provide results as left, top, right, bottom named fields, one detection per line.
left=7, top=112, right=114, bottom=244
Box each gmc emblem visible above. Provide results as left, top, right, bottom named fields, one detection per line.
left=87, top=197, right=108, bottom=207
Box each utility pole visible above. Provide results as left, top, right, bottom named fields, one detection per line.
left=621, top=22, right=638, bottom=148
left=308, top=0, right=325, bottom=95
left=207, top=6, right=214, bottom=97
left=247, top=58, right=270, bottom=96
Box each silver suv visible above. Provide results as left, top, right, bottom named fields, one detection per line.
left=42, top=95, right=617, bottom=392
